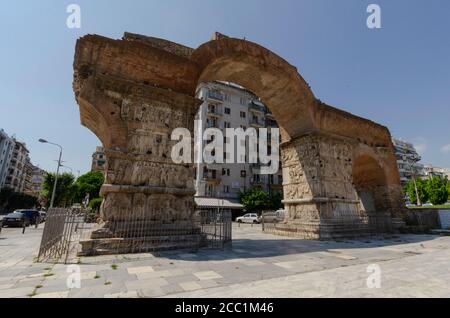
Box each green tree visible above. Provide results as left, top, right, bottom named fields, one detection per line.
left=0, top=188, right=14, bottom=211
left=405, top=178, right=428, bottom=205
left=426, top=177, right=449, bottom=206
left=74, top=171, right=104, bottom=203
left=239, top=189, right=271, bottom=214
left=0, top=188, right=37, bottom=212
left=269, top=190, right=284, bottom=210
left=42, top=172, right=76, bottom=207
left=88, top=198, right=103, bottom=211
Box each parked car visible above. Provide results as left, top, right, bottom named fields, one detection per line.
left=13, top=210, right=41, bottom=225
left=262, top=210, right=286, bottom=223
left=1, top=212, right=31, bottom=228
left=236, top=213, right=261, bottom=224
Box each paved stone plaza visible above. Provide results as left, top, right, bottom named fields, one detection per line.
left=0, top=224, right=449, bottom=298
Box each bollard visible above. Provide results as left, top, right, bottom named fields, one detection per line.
left=22, top=223, right=26, bottom=234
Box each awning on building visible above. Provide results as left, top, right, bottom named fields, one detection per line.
left=195, top=197, right=243, bottom=210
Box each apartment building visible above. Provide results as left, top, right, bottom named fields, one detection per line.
left=91, top=146, right=106, bottom=173
left=0, top=129, right=16, bottom=189
left=4, top=140, right=31, bottom=193
left=194, top=81, right=283, bottom=209
left=25, top=165, right=47, bottom=198
left=423, top=165, right=450, bottom=180
left=392, top=138, right=425, bottom=184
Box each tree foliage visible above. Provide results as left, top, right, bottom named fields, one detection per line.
left=88, top=198, right=102, bottom=211
left=0, top=188, right=38, bottom=213
left=405, top=177, right=450, bottom=206
left=269, top=190, right=283, bottom=210
left=74, top=171, right=104, bottom=203
left=405, top=178, right=429, bottom=205
left=426, top=177, right=448, bottom=206
left=239, top=189, right=283, bottom=213
left=239, top=189, right=270, bottom=213
left=42, top=172, right=76, bottom=207
left=41, top=171, right=105, bottom=208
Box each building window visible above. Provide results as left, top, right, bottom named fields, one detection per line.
left=241, top=170, right=247, bottom=178
left=222, top=168, right=231, bottom=176
left=240, top=97, right=247, bottom=105
left=223, top=185, right=230, bottom=193
left=225, top=107, right=231, bottom=115
left=240, top=111, right=246, bottom=119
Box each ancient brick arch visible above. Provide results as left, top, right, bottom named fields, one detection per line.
left=73, top=32, right=406, bottom=254
left=191, top=37, right=317, bottom=141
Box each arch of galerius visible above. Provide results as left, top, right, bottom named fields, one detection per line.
left=73, top=32, right=407, bottom=255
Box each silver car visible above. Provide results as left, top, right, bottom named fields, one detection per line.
left=261, top=210, right=286, bottom=223
left=236, top=213, right=261, bottom=224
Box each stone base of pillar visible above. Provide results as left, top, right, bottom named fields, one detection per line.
left=78, top=224, right=204, bottom=256
left=367, top=212, right=394, bottom=234
left=271, top=221, right=371, bottom=240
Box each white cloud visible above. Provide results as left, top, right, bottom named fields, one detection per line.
left=413, top=138, right=427, bottom=155
left=441, top=144, right=450, bottom=154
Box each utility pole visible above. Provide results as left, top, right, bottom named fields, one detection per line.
left=39, top=139, right=63, bottom=208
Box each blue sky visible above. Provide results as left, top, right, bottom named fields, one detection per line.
left=0, top=0, right=449, bottom=174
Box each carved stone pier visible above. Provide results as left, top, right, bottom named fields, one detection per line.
left=74, top=46, right=202, bottom=254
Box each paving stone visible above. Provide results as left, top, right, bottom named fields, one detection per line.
left=104, top=290, right=139, bottom=298
left=0, top=287, right=34, bottom=298
left=127, top=266, right=154, bottom=275
left=180, top=281, right=202, bottom=292
left=34, top=291, right=69, bottom=298
left=194, top=271, right=223, bottom=281
left=125, top=277, right=169, bottom=291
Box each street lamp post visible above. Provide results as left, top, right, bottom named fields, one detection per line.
left=39, top=139, right=63, bottom=208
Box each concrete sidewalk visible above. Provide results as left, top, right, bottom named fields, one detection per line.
left=0, top=224, right=449, bottom=298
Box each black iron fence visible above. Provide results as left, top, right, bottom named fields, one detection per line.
left=197, top=210, right=232, bottom=249
left=37, top=208, right=232, bottom=263
left=37, top=208, right=94, bottom=263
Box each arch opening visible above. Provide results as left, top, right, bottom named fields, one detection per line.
left=192, top=38, right=318, bottom=142
left=193, top=80, right=285, bottom=220
left=353, top=155, right=392, bottom=232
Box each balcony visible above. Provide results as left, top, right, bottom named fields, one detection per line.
left=251, top=178, right=265, bottom=186
left=250, top=118, right=265, bottom=128
left=206, top=121, right=220, bottom=129
left=265, top=111, right=275, bottom=119
left=207, top=91, right=224, bottom=102
left=249, top=101, right=266, bottom=114
left=206, top=105, right=223, bottom=117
